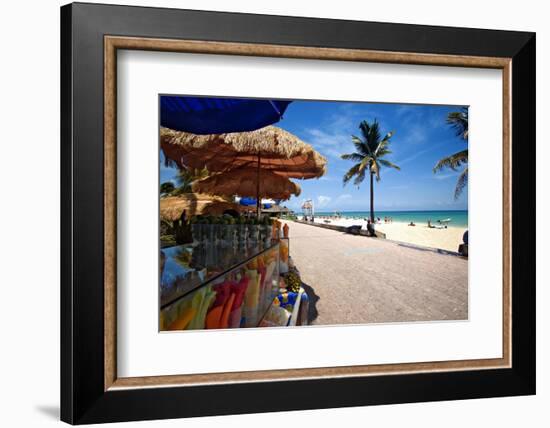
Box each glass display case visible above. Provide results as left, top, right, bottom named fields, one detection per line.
left=160, top=238, right=281, bottom=331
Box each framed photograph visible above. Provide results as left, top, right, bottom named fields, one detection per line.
left=61, top=2, right=535, bottom=424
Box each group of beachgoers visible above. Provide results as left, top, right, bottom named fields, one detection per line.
left=302, top=213, right=453, bottom=232
left=372, top=216, right=394, bottom=224
left=315, top=215, right=394, bottom=223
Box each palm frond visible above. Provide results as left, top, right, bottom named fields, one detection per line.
left=353, top=168, right=366, bottom=187
left=433, top=149, right=468, bottom=173
left=374, top=139, right=388, bottom=156
left=343, top=163, right=361, bottom=185
left=376, top=147, right=392, bottom=157
left=358, top=120, right=371, bottom=142
left=358, top=120, right=380, bottom=153
left=352, top=134, right=371, bottom=156
left=378, top=159, right=401, bottom=171
left=375, top=131, right=394, bottom=155
left=341, top=152, right=364, bottom=162
left=446, top=107, right=469, bottom=140
left=454, top=167, right=468, bottom=199
left=370, top=161, right=381, bottom=181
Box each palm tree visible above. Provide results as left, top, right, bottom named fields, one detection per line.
left=341, top=119, right=400, bottom=222
left=433, top=107, right=468, bottom=199
left=171, top=166, right=209, bottom=195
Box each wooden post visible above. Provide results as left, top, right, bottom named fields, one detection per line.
left=256, top=153, right=261, bottom=218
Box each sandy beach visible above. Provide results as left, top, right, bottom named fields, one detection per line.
left=283, top=220, right=468, bottom=325
left=302, top=217, right=466, bottom=252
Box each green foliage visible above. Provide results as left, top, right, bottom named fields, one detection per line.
left=284, top=271, right=302, bottom=293
left=160, top=219, right=174, bottom=236
left=170, top=166, right=210, bottom=195
left=446, top=107, right=469, bottom=139
left=341, top=119, right=400, bottom=184
left=160, top=235, right=176, bottom=248
left=434, top=108, right=469, bottom=199
left=281, top=214, right=298, bottom=221
left=160, top=181, right=175, bottom=195
left=341, top=119, right=400, bottom=221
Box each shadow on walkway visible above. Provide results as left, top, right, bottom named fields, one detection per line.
left=300, top=280, right=320, bottom=324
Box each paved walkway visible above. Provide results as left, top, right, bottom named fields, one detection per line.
left=284, top=221, right=468, bottom=326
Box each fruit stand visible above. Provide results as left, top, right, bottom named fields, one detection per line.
left=159, top=217, right=309, bottom=331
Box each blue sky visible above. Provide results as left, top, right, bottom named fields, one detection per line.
left=161, top=100, right=468, bottom=212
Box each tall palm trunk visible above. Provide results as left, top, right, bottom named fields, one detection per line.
left=369, top=171, right=375, bottom=223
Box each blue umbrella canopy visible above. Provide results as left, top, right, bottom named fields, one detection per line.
left=238, top=198, right=272, bottom=208
left=161, top=96, right=292, bottom=135
left=239, top=197, right=257, bottom=206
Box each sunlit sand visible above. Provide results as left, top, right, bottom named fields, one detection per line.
left=307, top=217, right=466, bottom=252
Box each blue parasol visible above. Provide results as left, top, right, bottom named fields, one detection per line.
left=238, top=197, right=272, bottom=209
left=239, top=197, right=257, bottom=206
left=161, top=96, right=292, bottom=135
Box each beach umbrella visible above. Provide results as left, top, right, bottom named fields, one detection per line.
left=237, top=198, right=273, bottom=209
left=160, top=126, right=327, bottom=180
left=238, top=197, right=257, bottom=206
left=191, top=167, right=301, bottom=204
left=161, top=96, right=292, bottom=135
left=159, top=193, right=242, bottom=221
left=261, top=205, right=290, bottom=214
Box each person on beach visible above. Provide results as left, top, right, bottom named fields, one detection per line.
left=366, top=219, right=376, bottom=237
left=408, top=221, right=416, bottom=226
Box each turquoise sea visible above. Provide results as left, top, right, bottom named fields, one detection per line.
left=314, top=210, right=468, bottom=228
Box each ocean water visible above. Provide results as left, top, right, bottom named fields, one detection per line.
left=313, top=210, right=468, bottom=228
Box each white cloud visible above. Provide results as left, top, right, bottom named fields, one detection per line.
left=392, top=147, right=431, bottom=167
left=317, top=195, right=331, bottom=208
left=433, top=172, right=460, bottom=180
left=406, top=125, right=428, bottom=144
left=303, top=108, right=365, bottom=160
left=336, top=193, right=352, bottom=201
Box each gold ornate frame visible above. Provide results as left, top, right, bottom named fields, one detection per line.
left=103, top=36, right=512, bottom=391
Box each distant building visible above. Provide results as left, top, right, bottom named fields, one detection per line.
left=301, top=199, right=314, bottom=220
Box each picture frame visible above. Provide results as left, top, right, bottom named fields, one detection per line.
left=61, top=2, right=535, bottom=424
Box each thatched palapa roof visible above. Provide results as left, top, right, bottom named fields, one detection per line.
left=191, top=167, right=301, bottom=200
left=262, top=205, right=291, bottom=214
left=160, top=193, right=242, bottom=221
left=161, top=126, right=327, bottom=179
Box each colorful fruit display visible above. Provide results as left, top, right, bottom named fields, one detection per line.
left=284, top=270, right=301, bottom=293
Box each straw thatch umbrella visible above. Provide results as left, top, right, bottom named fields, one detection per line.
left=161, top=125, right=326, bottom=215
left=160, top=126, right=327, bottom=179
left=160, top=193, right=242, bottom=222
left=191, top=167, right=301, bottom=201
left=261, top=205, right=290, bottom=214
